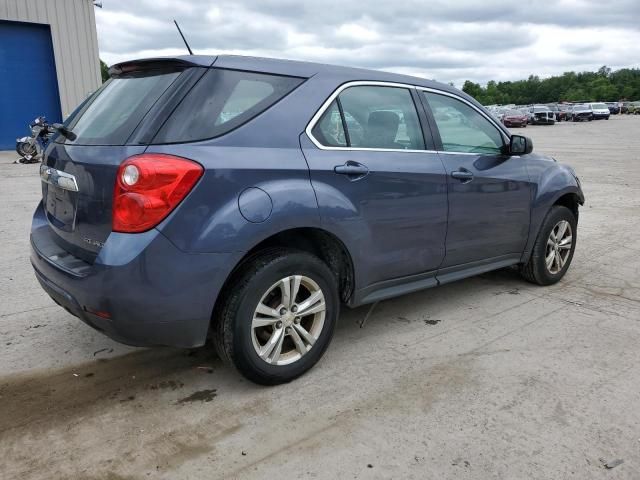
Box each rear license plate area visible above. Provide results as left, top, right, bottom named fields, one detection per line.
left=45, top=184, right=78, bottom=231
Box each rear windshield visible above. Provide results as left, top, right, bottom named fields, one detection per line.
left=151, top=69, right=304, bottom=144
left=61, top=69, right=183, bottom=146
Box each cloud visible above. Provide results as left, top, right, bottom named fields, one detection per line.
left=95, top=0, right=640, bottom=87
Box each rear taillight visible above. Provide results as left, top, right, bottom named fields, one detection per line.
left=113, top=154, right=203, bottom=233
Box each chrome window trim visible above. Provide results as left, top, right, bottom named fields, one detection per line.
left=305, top=80, right=433, bottom=153
left=305, top=80, right=510, bottom=155
left=40, top=164, right=79, bottom=192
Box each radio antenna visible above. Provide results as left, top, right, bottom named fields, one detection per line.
left=173, top=19, right=194, bottom=55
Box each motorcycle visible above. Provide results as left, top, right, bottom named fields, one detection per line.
left=15, top=116, right=55, bottom=164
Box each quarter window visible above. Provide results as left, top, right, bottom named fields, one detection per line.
left=311, top=100, right=347, bottom=147
left=153, top=69, right=304, bottom=143
left=311, top=85, right=425, bottom=150
left=423, top=92, right=505, bottom=154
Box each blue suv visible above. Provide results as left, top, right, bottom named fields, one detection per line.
left=31, top=55, right=584, bottom=384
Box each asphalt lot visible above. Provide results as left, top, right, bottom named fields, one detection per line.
left=1, top=116, right=640, bottom=479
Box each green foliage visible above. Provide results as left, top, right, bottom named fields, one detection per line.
left=462, top=66, right=640, bottom=104
left=100, top=59, right=110, bottom=83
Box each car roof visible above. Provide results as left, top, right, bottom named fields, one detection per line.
left=112, top=54, right=464, bottom=97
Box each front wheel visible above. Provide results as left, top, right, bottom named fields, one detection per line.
left=16, top=140, right=36, bottom=158
left=520, top=205, right=577, bottom=286
left=213, top=249, right=339, bottom=385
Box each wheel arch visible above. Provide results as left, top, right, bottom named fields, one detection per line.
left=522, top=184, right=584, bottom=263
left=210, top=226, right=356, bottom=334
left=552, top=191, right=582, bottom=220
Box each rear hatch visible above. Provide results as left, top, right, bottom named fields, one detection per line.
left=40, top=58, right=210, bottom=263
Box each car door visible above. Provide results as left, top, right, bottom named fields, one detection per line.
left=420, top=90, right=533, bottom=270
left=300, top=83, right=448, bottom=293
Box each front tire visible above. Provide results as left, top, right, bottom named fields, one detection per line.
left=16, top=141, right=36, bottom=158
left=213, top=249, right=339, bottom=385
left=521, top=206, right=577, bottom=286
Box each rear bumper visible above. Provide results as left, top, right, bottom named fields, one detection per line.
left=31, top=203, right=241, bottom=348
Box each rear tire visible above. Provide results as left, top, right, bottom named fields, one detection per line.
left=520, top=205, right=577, bottom=286
left=213, top=249, right=339, bottom=385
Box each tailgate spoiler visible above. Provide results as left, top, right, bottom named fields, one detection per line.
left=108, top=55, right=217, bottom=77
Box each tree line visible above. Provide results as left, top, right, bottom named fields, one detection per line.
left=462, top=66, right=640, bottom=105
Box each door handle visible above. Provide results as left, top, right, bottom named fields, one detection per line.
left=451, top=169, right=474, bottom=182
left=334, top=161, right=369, bottom=178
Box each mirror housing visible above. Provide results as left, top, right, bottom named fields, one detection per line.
left=509, top=135, right=533, bottom=155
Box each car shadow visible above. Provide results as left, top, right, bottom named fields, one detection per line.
left=1, top=267, right=528, bottom=436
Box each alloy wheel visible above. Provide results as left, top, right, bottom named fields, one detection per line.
left=545, top=220, right=573, bottom=274
left=251, top=275, right=326, bottom=366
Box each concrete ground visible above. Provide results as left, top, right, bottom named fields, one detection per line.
left=1, top=116, right=639, bottom=480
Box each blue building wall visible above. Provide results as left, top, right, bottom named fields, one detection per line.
left=0, top=20, right=62, bottom=150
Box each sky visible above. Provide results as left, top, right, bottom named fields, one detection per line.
left=95, top=0, right=640, bottom=88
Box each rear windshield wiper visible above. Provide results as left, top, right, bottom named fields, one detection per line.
left=51, top=123, right=77, bottom=141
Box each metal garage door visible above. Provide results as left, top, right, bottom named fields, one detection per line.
left=0, top=20, right=62, bottom=150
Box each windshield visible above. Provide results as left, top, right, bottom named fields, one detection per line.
left=505, top=110, right=522, bottom=116
left=62, top=69, right=185, bottom=145
left=592, top=103, right=607, bottom=109
left=533, top=107, right=549, bottom=112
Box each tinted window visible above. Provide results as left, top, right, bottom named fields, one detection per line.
left=311, top=100, right=347, bottom=147
left=423, top=92, right=504, bottom=154
left=337, top=86, right=425, bottom=150
left=153, top=69, right=303, bottom=143
left=64, top=70, right=182, bottom=145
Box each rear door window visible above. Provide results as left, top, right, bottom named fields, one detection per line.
left=153, top=69, right=304, bottom=143
left=311, top=100, right=347, bottom=147
left=338, top=86, right=425, bottom=150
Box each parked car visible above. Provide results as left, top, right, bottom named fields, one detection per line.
left=605, top=102, right=620, bottom=114
left=31, top=55, right=584, bottom=384
left=502, top=109, right=528, bottom=128
left=621, top=102, right=632, bottom=114
left=528, top=105, right=556, bottom=125
left=546, top=104, right=567, bottom=121
left=629, top=101, right=640, bottom=114
left=587, top=103, right=610, bottom=120
left=559, top=104, right=573, bottom=119
left=569, top=104, right=593, bottom=121
left=487, top=106, right=506, bottom=123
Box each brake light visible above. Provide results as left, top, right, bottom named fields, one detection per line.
left=113, top=154, right=203, bottom=233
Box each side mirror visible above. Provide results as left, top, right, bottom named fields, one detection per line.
left=509, top=134, right=533, bottom=155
